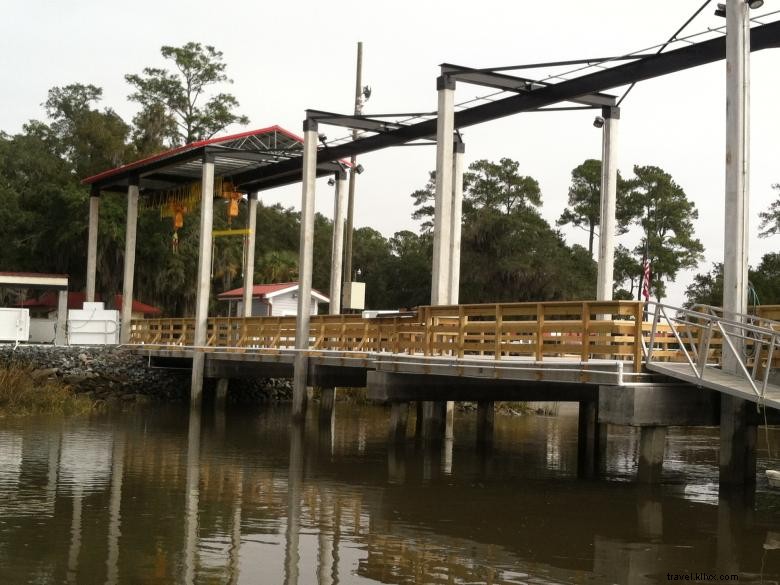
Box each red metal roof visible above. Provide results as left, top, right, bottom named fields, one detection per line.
left=217, top=282, right=328, bottom=301
left=18, top=292, right=161, bottom=315
left=82, top=125, right=305, bottom=186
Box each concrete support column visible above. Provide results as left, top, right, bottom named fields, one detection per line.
left=720, top=395, right=757, bottom=485
left=293, top=119, right=319, bottom=420
left=120, top=179, right=139, bottom=344
left=389, top=402, right=409, bottom=442
left=448, top=139, right=465, bottom=305
left=319, top=387, right=336, bottom=422
left=430, top=75, right=456, bottom=305
left=86, top=189, right=100, bottom=303
left=476, top=401, right=495, bottom=445
left=577, top=400, right=600, bottom=479
left=421, top=401, right=447, bottom=441
left=637, top=426, right=667, bottom=483
left=215, top=378, right=229, bottom=409
left=55, top=289, right=68, bottom=345
left=723, top=0, right=751, bottom=368
left=329, top=170, right=348, bottom=314
left=596, top=106, right=619, bottom=301
left=190, top=155, right=215, bottom=408
left=242, top=193, right=259, bottom=317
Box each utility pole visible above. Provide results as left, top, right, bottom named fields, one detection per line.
left=343, top=42, right=363, bottom=292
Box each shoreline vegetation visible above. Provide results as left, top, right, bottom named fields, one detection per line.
left=0, top=365, right=96, bottom=416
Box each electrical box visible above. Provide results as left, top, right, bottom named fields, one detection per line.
left=342, top=282, right=366, bottom=310
left=68, top=302, right=120, bottom=345
left=0, top=308, right=30, bottom=343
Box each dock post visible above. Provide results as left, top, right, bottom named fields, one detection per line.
left=389, top=402, right=409, bottom=442
left=329, top=170, right=348, bottom=314
left=421, top=401, right=447, bottom=441
left=319, top=388, right=336, bottom=423
left=55, top=289, right=68, bottom=345
left=292, top=118, right=319, bottom=421
left=215, top=378, right=228, bottom=409
left=578, top=400, right=599, bottom=478
left=476, top=401, right=494, bottom=445
left=430, top=74, right=455, bottom=305
left=596, top=106, right=619, bottom=301
left=448, top=138, right=465, bottom=304
left=190, top=153, right=215, bottom=408
left=720, top=395, right=757, bottom=485
left=242, top=192, right=259, bottom=317
left=637, top=426, right=667, bottom=483
left=86, top=186, right=100, bottom=303
left=120, top=177, right=139, bottom=344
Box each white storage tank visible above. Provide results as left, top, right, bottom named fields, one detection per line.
left=0, top=308, right=30, bottom=343
left=67, top=302, right=120, bottom=345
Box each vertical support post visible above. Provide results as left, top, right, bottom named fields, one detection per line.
left=389, top=402, right=409, bottom=442
left=55, top=289, right=68, bottom=345
left=448, top=138, right=465, bottom=305
left=637, top=426, right=667, bottom=483
left=476, top=401, right=495, bottom=445
left=242, top=192, right=259, bottom=317
left=329, top=170, right=348, bottom=314
left=722, top=0, right=750, bottom=368
left=120, top=178, right=139, bottom=344
left=421, top=401, right=447, bottom=441
left=430, top=75, right=456, bottom=305
left=596, top=106, right=619, bottom=301
left=319, top=387, right=336, bottom=423
left=343, top=41, right=363, bottom=286
left=577, top=400, right=599, bottom=479
left=720, top=394, right=757, bottom=484
left=190, top=154, right=215, bottom=408
left=720, top=0, right=754, bottom=487
left=293, top=119, right=318, bottom=421
left=86, top=187, right=100, bottom=303
left=215, top=378, right=228, bottom=409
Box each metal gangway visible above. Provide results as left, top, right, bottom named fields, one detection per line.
left=645, top=303, right=780, bottom=410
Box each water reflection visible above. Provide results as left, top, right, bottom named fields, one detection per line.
left=3, top=406, right=780, bottom=583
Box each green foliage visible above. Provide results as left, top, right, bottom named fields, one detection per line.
left=624, top=165, right=704, bottom=300
left=125, top=42, right=249, bottom=145
left=684, top=254, right=780, bottom=309
left=0, top=366, right=95, bottom=416
left=759, top=184, right=780, bottom=238
left=556, top=158, right=630, bottom=255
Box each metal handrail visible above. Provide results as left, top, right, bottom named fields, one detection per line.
left=645, top=301, right=778, bottom=400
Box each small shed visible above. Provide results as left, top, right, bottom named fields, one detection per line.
left=218, top=282, right=329, bottom=317
left=19, top=292, right=161, bottom=320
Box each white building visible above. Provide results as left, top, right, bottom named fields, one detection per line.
left=217, top=282, right=329, bottom=317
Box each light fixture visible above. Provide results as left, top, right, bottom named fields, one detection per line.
left=715, top=3, right=726, bottom=16
left=354, top=163, right=365, bottom=174
left=593, top=116, right=605, bottom=129
left=362, top=85, right=372, bottom=100
left=327, top=177, right=336, bottom=187
left=748, top=0, right=764, bottom=9
left=318, top=133, right=328, bottom=143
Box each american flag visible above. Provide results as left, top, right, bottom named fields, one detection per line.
left=641, top=258, right=651, bottom=301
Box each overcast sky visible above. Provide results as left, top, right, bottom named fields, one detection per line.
left=2, top=0, right=779, bottom=306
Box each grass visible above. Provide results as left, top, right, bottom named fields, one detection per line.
left=0, top=365, right=96, bottom=416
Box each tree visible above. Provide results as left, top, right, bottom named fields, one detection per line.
left=759, top=184, right=780, bottom=238
left=613, top=243, right=642, bottom=299
left=556, top=159, right=630, bottom=256
left=126, top=42, right=249, bottom=146
left=624, top=165, right=704, bottom=300
left=685, top=254, right=780, bottom=308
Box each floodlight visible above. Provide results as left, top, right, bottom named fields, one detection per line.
left=715, top=3, right=726, bottom=16
left=748, top=0, right=764, bottom=9
left=318, top=133, right=328, bottom=143
left=362, top=85, right=372, bottom=100
left=593, top=116, right=605, bottom=129
left=354, top=164, right=365, bottom=174
left=327, top=177, right=336, bottom=187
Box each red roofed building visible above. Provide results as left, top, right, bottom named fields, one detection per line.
left=217, top=282, right=329, bottom=317
left=19, top=292, right=161, bottom=320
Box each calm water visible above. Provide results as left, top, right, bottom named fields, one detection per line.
left=3, top=404, right=780, bottom=584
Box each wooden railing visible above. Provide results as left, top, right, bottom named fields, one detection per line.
left=130, top=300, right=653, bottom=365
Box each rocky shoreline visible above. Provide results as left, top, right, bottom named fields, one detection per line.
left=0, top=345, right=292, bottom=405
